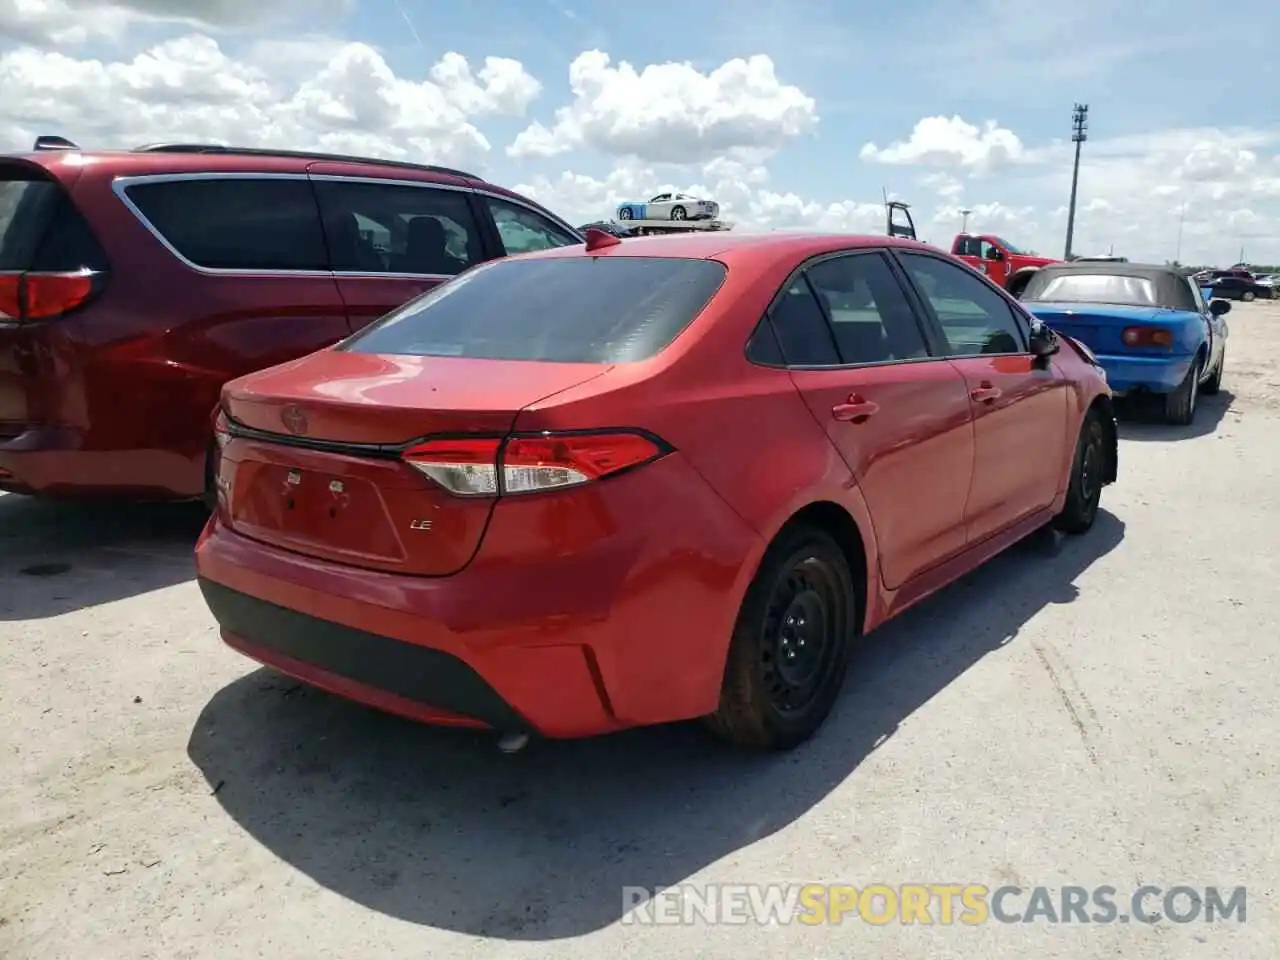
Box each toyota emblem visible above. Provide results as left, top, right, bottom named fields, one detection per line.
left=281, top=404, right=308, bottom=435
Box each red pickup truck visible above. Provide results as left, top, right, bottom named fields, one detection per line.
left=886, top=201, right=1059, bottom=296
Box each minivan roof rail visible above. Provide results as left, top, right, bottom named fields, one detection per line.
left=33, top=135, right=80, bottom=151
left=131, top=143, right=480, bottom=180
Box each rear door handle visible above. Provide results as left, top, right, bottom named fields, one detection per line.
left=832, top=395, right=879, bottom=422
left=971, top=383, right=1002, bottom=403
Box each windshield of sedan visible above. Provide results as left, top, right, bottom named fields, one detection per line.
left=1021, top=273, right=1159, bottom=306
left=341, top=255, right=728, bottom=363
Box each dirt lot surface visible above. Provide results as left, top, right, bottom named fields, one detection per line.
left=3, top=300, right=1279, bottom=960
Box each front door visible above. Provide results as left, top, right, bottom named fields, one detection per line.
left=308, top=175, right=493, bottom=330
left=894, top=250, right=1070, bottom=543
left=979, top=239, right=1011, bottom=289
left=764, top=250, right=975, bottom=589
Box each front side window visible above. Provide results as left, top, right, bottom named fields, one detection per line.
left=484, top=196, right=579, bottom=255
left=342, top=255, right=726, bottom=363
left=312, top=180, right=483, bottom=276
left=898, top=252, right=1027, bottom=356
left=123, top=177, right=328, bottom=271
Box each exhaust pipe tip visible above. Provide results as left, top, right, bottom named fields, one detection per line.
left=496, top=732, right=530, bottom=754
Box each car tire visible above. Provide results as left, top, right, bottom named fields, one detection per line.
left=671, top=205, right=687, bottom=221
left=707, top=524, right=855, bottom=750
left=1201, top=353, right=1224, bottom=395
left=1242, top=291, right=1255, bottom=302
left=1164, top=355, right=1201, bottom=426
left=1052, top=410, right=1106, bottom=535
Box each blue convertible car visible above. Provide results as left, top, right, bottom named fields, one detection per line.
left=1020, top=262, right=1230, bottom=425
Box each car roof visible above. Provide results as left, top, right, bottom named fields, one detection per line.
left=1027, top=260, right=1199, bottom=310
left=524, top=231, right=940, bottom=264
left=7, top=145, right=485, bottom=189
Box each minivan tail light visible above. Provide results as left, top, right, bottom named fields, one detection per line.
left=0, top=270, right=102, bottom=322
left=401, top=431, right=668, bottom=497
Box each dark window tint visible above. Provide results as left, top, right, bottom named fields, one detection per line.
left=767, top=277, right=840, bottom=365
left=484, top=196, right=579, bottom=255
left=0, top=171, right=107, bottom=273
left=898, top=252, right=1027, bottom=356
left=125, top=177, right=327, bottom=271
left=745, top=316, right=785, bottom=364
left=805, top=253, right=928, bottom=364
left=313, top=180, right=482, bottom=276
left=342, top=255, right=726, bottom=363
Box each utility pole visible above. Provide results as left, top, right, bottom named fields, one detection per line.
left=960, top=208, right=973, bottom=233
left=1174, top=203, right=1186, bottom=265
left=1063, top=103, right=1088, bottom=260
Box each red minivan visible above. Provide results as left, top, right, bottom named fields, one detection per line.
left=0, top=138, right=583, bottom=501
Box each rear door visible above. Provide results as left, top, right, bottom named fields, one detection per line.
left=308, top=172, right=498, bottom=331
left=894, top=250, right=1070, bottom=543
left=763, top=249, right=974, bottom=589
left=99, top=173, right=353, bottom=474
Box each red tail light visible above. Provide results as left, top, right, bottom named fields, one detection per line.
left=401, top=430, right=668, bottom=497
left=1122, top=326, right=1173, bottom=347
left=0, top=270, right=102, bottom=322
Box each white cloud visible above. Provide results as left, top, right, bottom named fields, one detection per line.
left=0, top=2, right=1276, bottom=267
left=860, top=115, right=1026, bottom=171
left=0, top=35, right=540, bottom=170
left=507, top=50, right=818, bottom=164
left=514, top=159, right=882, bottom=233
left=0, top=0, right=350, bottom=45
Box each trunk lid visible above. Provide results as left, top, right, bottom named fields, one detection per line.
left=218, top=351, right=610, bottom=575
left=1024, top=302, right=1170, bottom=354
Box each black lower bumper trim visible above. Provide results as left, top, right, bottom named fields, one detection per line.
left=198, top=577, right=533, bottom=733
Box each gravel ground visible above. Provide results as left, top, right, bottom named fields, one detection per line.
left=3, top=300, right=1279, bottom=960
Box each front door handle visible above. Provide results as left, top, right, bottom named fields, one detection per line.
left=971, top=382, right=1002, bottom=403
left=832, top=395, right=879, bottom=423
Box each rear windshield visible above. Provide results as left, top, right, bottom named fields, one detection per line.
left=341, top=255, right=728, bottom=363
left=0, top=175, right=62, bottom=270
left=1022, top=272, right=1158, bottom=306
left=1, top=169, right=107, bottom=272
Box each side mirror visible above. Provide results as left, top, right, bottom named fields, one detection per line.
left=985, top=247, right=1004, bottom=261
left=1028, top=322, right=1060, bottom=358
left=1209, top=298, right=1231, bottom=317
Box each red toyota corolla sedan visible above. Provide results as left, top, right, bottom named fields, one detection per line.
left=195, top=230, right=1117, bottom=750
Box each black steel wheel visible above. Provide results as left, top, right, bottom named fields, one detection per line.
left=708, top=525, right=855, bottom=749
left=1052, top=411, right=1105, bottom=535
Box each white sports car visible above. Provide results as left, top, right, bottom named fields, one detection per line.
left=616, top=193, right=719, bottom=222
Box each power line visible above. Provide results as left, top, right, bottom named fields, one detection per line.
left=1063, top=103, right=1088, bottom=260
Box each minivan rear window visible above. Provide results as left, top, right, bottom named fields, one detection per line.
left=0, top=169, right=107, bottom=273
left=341, top=255, right=728, bottom=363
left=1, top=175, right=61, bottom=270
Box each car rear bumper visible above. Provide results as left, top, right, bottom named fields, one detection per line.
left=0, top=424, right=204, bottom=498
left=194, top=457, right=763, bottom=738
left=1095, top=352, right=1194, bottom=396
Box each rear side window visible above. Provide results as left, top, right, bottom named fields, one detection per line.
left=312, top=180, right=484, bottom=276
left=2, top=171, right=108, bottom=273
left=342, top=255, right=727, bottom=363
left=805, top=253, right=929, bottom=363
left=123, top=177, right=329, bottom=271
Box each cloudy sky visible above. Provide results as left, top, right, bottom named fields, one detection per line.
left=2, top=0, right=1277, bottom=265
